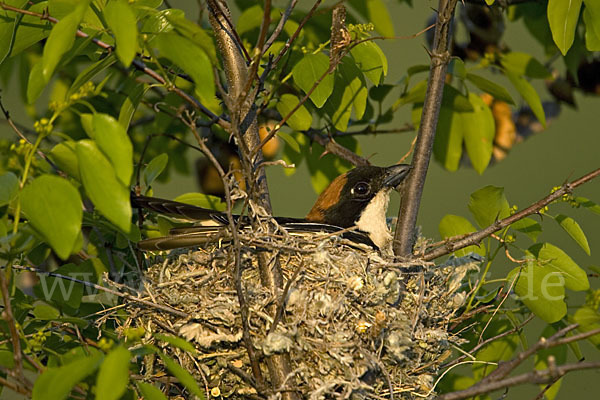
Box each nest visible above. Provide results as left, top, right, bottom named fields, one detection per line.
left=120, top=231, right=474, bottom=399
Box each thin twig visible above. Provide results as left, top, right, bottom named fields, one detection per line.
left=423, top=167, right=600, bottom=260
left=7, top=265, right=188, bottom=318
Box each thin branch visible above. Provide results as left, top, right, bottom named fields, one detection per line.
left=423, top=167, right=600, bottom=261
left=0, top=267, right=27, bottom=388
left=7, top=265, right=188, bottom=318
left=393, top=0, right=460, bottom=257
left=438, top=361, right=600, bottom=400
left=304, top=129, right=370, bottom=167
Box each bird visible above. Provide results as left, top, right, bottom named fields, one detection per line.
left=133, top=164, right=411, bottom=253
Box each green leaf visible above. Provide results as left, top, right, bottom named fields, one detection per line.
left=143, top=154, right=169, bottom=187
left=156, top=352, right=203, bottom=398
left=163, top=12, right=217, bottom=64
left=96, top=346, right=131, bottom=400
left=277, top=131, right=300, bottom=153
left=505, top=70, right=546, bottom=127
left=428, top=104, right=463, bottom=172
left=21, top=175, right=82, bottom=260
left=534, top=325, right=567, bottom=400
left=118, top=81, right=148, bottom=129
left=174, top=193, right=226, bottom=212
left=34, top=262, right=93, bottom=309
left=466, top=73, right=515, bottom=104
left=76, top=140, right=132, bottom=233
left=438, top=214, right=485, bottom=257
left=32, top=351, right=103, bottom=400
left=327, top=58, right=368, bottom=131
left=573, top=306, right=600, bottom=348
left=350, top=41, right=388, bottom=85
left=547, top=0, right=583, bottom=55
left=91, top=113, right=133, bottom=186
left=448, top=58, right=466, bottom=79
left=442, top=85, right=474, bottom=112
left=292, top=53, right=334, bottom=108
left=511, top=217, right=542, bottom=241
left=507, top=264, right=567, bottom=323
left=104, top=0, right=137, bottom=67
left=528, top=242, right=589, bottom=291
left=583, top=6, right=600, bottom=50
left=155, top=334, right=197, bottom=354
left=468, top=186, right=511, bottom=228
left=395, top=79, right=427, bottom=108
left=0, top=171, right=18, bottom=207
left=136, top=382, right=168, bottom=400
left=0, top=1, right=51, bottom=63
left=500, top=52, right=551, bottom=79
left=348, top=0, right=394, bottom=36
left=41, top=0, right=90, bottom=82
left=555, top=214, right=590, bottom=255
left=154, top=32, right=217, bottom=113
left=575, top=196, right=600, bottom=215
left=462, top=92, right=495, bottom=175
left=27, top=59, right=45, bottom=104
left=33, top=303, right=60, bottom=320
left=67, top=53, right=116, bottom=98
left=276, top=94, right=312, bottom=131
left=236, top=4, right=264, bottom=36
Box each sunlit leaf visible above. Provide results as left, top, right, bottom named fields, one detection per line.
left=500, top=52, right=551, bottom=79
left=76, top=140, right=131, bottom=233
left=92, top=113, right=133, bottom=186
left=462, top=93, right=495, bottom=174
left=547, top=0, right=583, bottom=55
left=468, top=186, right=511, bottom=228
left=156, top=352, right=203, bottom=398
left=96, top=346, right=131, bottom=400
left=466, top=73, right=515, bottom=104
left=21, top=175, right=82, bottom=260
left=350, top=41, right=388, bottom=85
left=41, top=0, right=90, bottom=82
left=143, top=153, right=169, bottom=187
left=505, top=70, right=546, bottom=127
left=174, top=192, right=226, bottom=211
left=573, top=306, right=600, bottom=348
left=555, top=214, right=590, bottom=255
left=154, top=32, right=217, bottom=113
left=511, top=217, right=542, bottom=241
left=276, top=94, right=312, bottom=131
left=104, top=0, right=137, bottom=67
left=438, top=214, right=485, bottom=257
left=507, top=264, right=567, bottom=323
left=292, top=53, right=334, bottom=108
left=32, top=351, right=103, bottom=400
left=137, top=382, right=168, bottom=400
left=348, top=0, right=394, bottom=36
left=527, top=242, right=589, bottom=291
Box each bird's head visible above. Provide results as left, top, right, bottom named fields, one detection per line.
left=306, top=164, right=411, bottom=250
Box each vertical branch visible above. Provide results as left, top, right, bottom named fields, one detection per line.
left=206, top=1, right=297, bottom=397
left=393, top=0, right=459, bottom=257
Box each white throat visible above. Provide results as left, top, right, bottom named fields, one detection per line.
left=355, top=189, right=392, bottom=253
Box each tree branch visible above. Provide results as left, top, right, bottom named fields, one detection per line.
left=393, top=0, right=460, bottom=258
left=423, top=166, right=600, bottom=261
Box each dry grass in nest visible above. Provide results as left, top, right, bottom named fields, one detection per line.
left=120, top=231, right=476, bottom=399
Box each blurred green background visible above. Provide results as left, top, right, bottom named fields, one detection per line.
left=0, top=0, right=598, bottom=398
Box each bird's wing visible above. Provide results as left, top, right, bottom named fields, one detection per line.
left=132, top=194, right=227, bottom=223
left=137, top=226, right=229, bottom=251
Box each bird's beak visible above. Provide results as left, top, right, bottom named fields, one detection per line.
left=383, top=164, right=412, bottom=189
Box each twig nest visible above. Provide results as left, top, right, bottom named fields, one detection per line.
left=125, top=232, right=474, bottom=398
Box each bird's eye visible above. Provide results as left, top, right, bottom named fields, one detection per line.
left=353, top=182, right=370, bottom=196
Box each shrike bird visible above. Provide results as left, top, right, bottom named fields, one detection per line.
left=134, top=164, right=411, bottom=253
